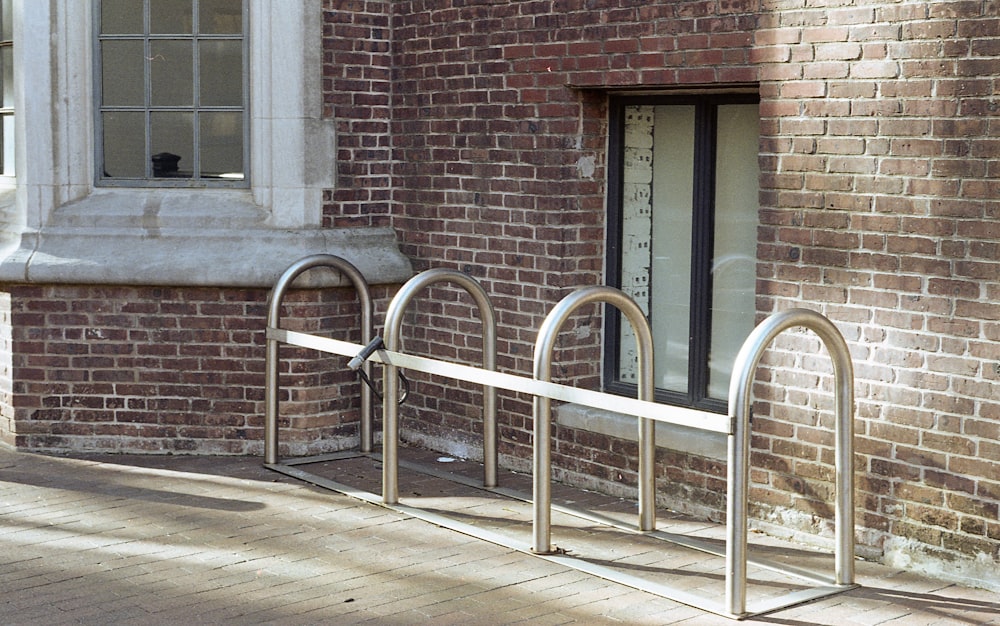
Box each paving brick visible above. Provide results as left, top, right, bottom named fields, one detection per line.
left=1, top=447, right=998, bottom=624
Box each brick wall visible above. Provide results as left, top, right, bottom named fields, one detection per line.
left=332, top=0, right=765, bottom=487
left=320, top=0, right=999, bottom=585
left=0, top=284, right=393, bottom=456
left=0, top=292, right=12, bottom=444
left=753, top=1, right=1000, bottom=574
left=387, top=0, right=614, bottom=461
left=323, top=0, right=394, bottom=229
left=0, top=0, right=994, bottom=592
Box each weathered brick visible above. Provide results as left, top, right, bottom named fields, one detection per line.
left=5, top=0, right=1000, bottom=582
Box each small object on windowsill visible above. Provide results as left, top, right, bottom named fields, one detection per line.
left=151, top=152, right=182, bottom=177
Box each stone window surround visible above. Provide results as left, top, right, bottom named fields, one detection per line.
left=0, top=0, right=411, bottom=288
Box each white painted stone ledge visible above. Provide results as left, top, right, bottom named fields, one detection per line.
left=0, top=224, right=412, bottom=289
left=0, top=190, right=412, bottom=288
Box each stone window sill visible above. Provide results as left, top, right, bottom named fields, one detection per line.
left=554, top=403, right=728, bottom=461
left=0, top=189, right=411, bottom=288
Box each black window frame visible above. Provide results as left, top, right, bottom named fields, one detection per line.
left=604, top=92, right=760, bottom=414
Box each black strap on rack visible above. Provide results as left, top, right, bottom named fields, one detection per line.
left=349, top=336, right=409, bottom=405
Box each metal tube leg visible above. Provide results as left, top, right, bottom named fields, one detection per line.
left=264, top=337, right=279, bottom=465
left=532, top=394, right=552, bottom=553
left=638, top=416, right=656, bottom=531
left=484, top=384, right=497, bottom=487
left=383, top=363, right=399, bottom=504
left=835, top=360, right=855, bottom=585
left=725, top=418, right=750, bottom=617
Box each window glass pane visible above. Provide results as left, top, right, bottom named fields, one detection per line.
left=1, top=0, right=10, bottom=177
left=650, top=105, right=695, bottom=393
left=150, top=0, right=193, bottom=34
left=97, top=0, right=248, bottom=186
left=618, top=106, right=654, bottom=384
left=1, top=0, right=12, bottom=40
left=708, top=104, right=760, bottom=398
left=200, top=112, right=243, bottom=178
left=102, top=40, right=145, bottom=106
left=150, top=111, right=193, bottom=178
left=200, top=0, right=243, bottom=34
left=2, top=114, right=14, bottom=176
left=150, top=40, right=193, bottom=106
left=103, top=111, right=146, bottom=178
left=101, top=0, right=143, bottom=35
left=199, top=40, right=242, bottom=106
left=1, top=46, right=12, bottom=108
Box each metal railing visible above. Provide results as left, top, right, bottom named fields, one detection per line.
left=381, top=268, right=498, bottom=504
left=264, top=254, right=375, bottom=464
left=726, top=308, right=855, bottom=617
left=263, top=260, right=857, bottom=619
left=532, top=286, right=656, bottom=553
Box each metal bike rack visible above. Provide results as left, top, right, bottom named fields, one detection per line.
left=264, top=254, right=375, bottom=464
left=262, top=263, right=857, bottom=620
left=530, top=300, right=857, bottom=618
left=726, top=308, right=856, bottom=617
left=532, top=286, right=656, bottom=553
left=380, top=268, right=498, bottom=504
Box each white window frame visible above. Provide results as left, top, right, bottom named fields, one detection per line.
left=0, top=0, right=409, bottom=287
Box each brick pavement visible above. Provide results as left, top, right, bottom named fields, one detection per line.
left=1, top=446, right=998, bottom=625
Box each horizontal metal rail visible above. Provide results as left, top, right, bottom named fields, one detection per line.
left=264, top=254, right=375, bottom=465
left=264, top=300, right=857, bottom=620
left=380, top=269, right=498, bottom=504
left=266, top=327, right=732, bottom=434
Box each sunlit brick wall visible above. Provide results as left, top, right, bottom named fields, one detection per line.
left=752, top=1, right=1000, bottom=571
left=319, top=0, right=999, bottom=584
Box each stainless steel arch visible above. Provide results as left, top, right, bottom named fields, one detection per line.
left=264, top=281, right=857, bottom=619
left=264, top=254, right=375, bottom=465
left=381, top=268, right=498, bottom=504
left=725, top=308, right=855, bottom=617
left=532, top=286, right=656, bottom=554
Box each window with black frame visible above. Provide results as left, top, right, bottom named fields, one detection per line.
left=95, top=0, right=247, bottom=186
left=606, top=94, right=760, bottom=413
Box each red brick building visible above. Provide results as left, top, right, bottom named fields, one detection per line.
left=1, top=0, right=998, bottom=590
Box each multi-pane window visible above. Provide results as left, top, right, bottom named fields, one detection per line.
left=0, top=0, right=13, bottom=177
left=96, top=0, right=247, bottom=186
left=606, top=95, right=760, bottom=412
